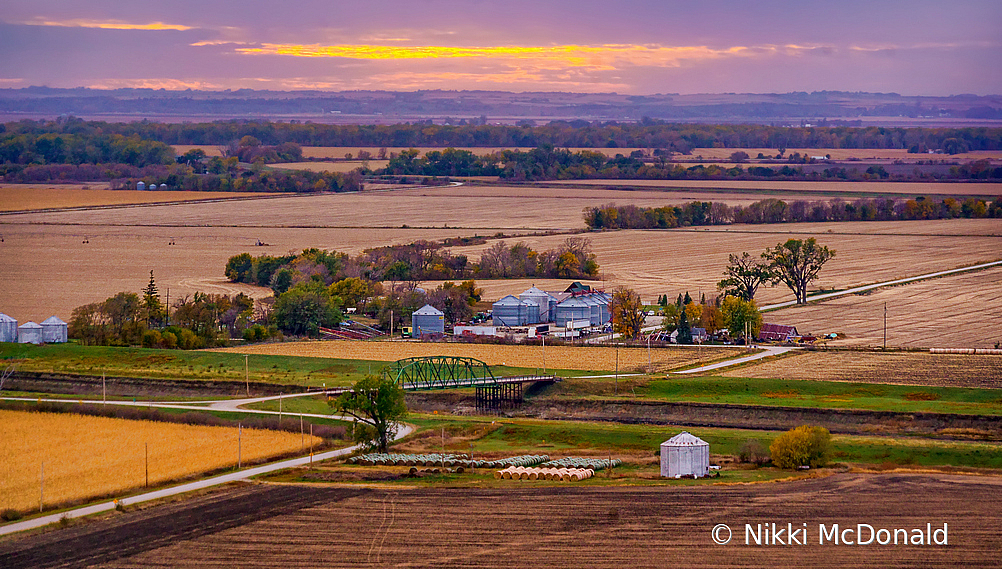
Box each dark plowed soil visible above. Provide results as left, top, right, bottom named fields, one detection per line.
left=3, top=473, right=1001, bottom=567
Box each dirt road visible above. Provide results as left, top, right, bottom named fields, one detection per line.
left=3, top=472, right=1000, bottom=567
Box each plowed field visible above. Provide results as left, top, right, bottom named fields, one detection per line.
left=4, top=473, right=1002, bottom=567
left=724, top=351, right=1002, bottom=388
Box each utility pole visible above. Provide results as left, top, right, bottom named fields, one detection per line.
left=244, top=355, right=249, bottom=397
left=238, top=423, right=242, bottom=469
left=615, top=343, right=620, bottom=395
left=390, top=310, right=394, bottom=338
left=883, top=302, right=887, bottom=349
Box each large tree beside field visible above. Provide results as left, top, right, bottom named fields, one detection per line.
left=332, top=375, right=406, bottom=453
left=762, top=238, right=836, bottom=304
left=611, top=287, right=646, bottom=339
left=717, top=252, right=773, bottom=301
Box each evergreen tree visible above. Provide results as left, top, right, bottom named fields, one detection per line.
left=683, top=291, right=693, bottom=305
left=678, top=308, right=693, bottom=344
left=676, top=293, right=683, bottom=307
left=142, top=270, right=163, bottom=328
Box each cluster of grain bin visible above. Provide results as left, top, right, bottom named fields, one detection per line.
left=411, top=304, right=445, bottom=335
left=1, top=313, right=67, bottom=344
left=553, top=292, right=611, bottom=327
left=491, top=295, right=538, bottom=326
left=137, top=182, right=168, bottom=191
left=660, top=431, right=710, bottom=478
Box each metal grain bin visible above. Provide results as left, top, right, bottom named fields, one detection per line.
left=554, top=297, right=591, bottom=327
left=519, top=286, right=553, bottom=322
left=0, top=313, right=17, bottom=343
left=411, top=304, right=445, bottom=335
left=660, top=431, right=710, bottom=478
left=492, top=295, right=528, bottom=326
left=41, top=315, right=68, bottom=343
left=18, top=321, right=43, bottom=344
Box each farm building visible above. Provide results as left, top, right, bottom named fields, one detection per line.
left=136, top=181, right=146, bottom=191
left=759, top=323, right=799, bottom=342
left=0, top=313, right=17, bottom=343
left=660, top=432, right=710, bottom=478
left=411, top=305, right=445, bottom=336
left=492, top=295, right=539, bottom=326
left=18, top=321, right=43, bottom=344
left=669, top=327, right=708, bottom=344
left=41, top=316, right=68, bottom=343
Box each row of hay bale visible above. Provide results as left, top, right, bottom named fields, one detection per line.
left=348, top=453, right=550, bottom=469
left=494, top=466, right=595, bottom=482
left=541, top=457, right=622, bottom=471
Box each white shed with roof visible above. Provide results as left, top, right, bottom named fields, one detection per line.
left=0, top=313, right=17, bottom=343
left=41, top=316, right=68, bottom=343
left=660, top=431, right=710, bottom=478
left=18, top=321, right=43, bottom=344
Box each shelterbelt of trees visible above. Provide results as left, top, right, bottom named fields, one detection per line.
left=5, top=117, right=1001, bottom=153
left=585, top=196, right=1002, bottom=229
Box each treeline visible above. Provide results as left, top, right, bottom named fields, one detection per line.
left=5, top=117, right=1002, bottom=153
left=0, top=130, right=174, bottom=167
left=2, top=159, right=361, bottom=192
left=225, top=238, right=599, bottom=291
left=585, top=196, right=1002, bottom=229
left=378, top=147, right=1002, bottom=182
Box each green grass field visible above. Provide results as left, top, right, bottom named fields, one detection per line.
left=0, top=342, right=584, bottom=388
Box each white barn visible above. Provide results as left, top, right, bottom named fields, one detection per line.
left=41, top=316, right=68, bottom=343
left=660, top=431, right=710, bottom=478
left=0, top=313, right=17, bottom=343
left=18, top=321, right=43, bottom=344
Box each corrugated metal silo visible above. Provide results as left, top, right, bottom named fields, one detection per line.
left=0, top=313, right=17, bottom=343
left=18, top=321, right=43, bottom=344
left=411, top=304, right=445, bottom=335
left=554, top=297, right=591, bottom=327
left=492, top=295, right=527, bottom=326
left=660, top=431, right=710, bottom=478
left=582, top=294, right=601, bottom=326
left=137, top=181, right=146, bottom=191
left=41, top=316, right=68, bottom=343
left=523, top=299, right=540, bottom=324
left=519, top=286, right=552, bottom=322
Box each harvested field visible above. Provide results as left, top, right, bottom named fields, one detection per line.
left=724, top=351, right=1002, bottom=389
left=5, top=473, right=1002, bottom=567
left=550, top=178, right=1002, bottom=196
left=445, top=221, right=1002, bottom=304
left=0, top=224, right=469, bottom=322
left=210, top=340, right=743, bottom=372
left=0, top=410, right=321, bottom=512
left=270, top=160, right=388, bottom=173
left=0, top=185, right=272, bottom=212
left=766, top=266, right=1002, bottom=348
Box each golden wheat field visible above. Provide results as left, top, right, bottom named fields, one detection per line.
left=0, top=410, right=322, bottom=512
left=724, top=351, right=1002, bottom=389
left=0, top=224, right=474, bottom=322
left=445, top=221, right=1002, bottom=304
left=764, top=266, right=1002, bottom=348
left=211, top=341, right=742, bottom=373
left=0, top=185, right=272, bottom=212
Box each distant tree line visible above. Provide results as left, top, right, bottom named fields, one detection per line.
left=225, top=238, right=599, bottom=291
left=6, top=117, right=1001, bottom=153
left=585, top=196, right=1002, bottom=229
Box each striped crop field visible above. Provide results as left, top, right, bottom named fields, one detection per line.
left=0, top=410, right=322, bottom=513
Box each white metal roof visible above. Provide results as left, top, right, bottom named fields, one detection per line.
left=0, top=313, right=16, bottom=323
left=492, top=295, right=525, bottom=306
left=413, top=304, right=444, bottom=316
left=42, top=316, right=67, bottom=325
left=18, top=321, right=42, bottom=329
left=661, top=431, right=709, bottom=447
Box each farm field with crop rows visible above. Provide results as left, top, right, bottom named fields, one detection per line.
left=0, top=185, right=273, bottom=212
left=723, top=351, right=1002, bottom=388
left=766, top=266, right=1002, bottom=348
left=551, top=178, right=1002, bottom=196
left=211, top=341, right=744, bottom=373
left=0, top=410, right=321, bottom=512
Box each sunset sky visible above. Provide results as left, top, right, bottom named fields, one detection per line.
left=1, top=0, right=999, bottom=94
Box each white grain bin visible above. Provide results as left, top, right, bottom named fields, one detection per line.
left=411, top=304, right=445, bottom=336
left=492, top=295, right=529, bottom=326
left=148, top=183, right=158, bottom=191
left=0, top=313, right=17, bottom=343
left=660, top=431, right=710, bottom=478
left=18, top=321, right=43, bottom=344
left=554, top=296, right=590, bottom=327
left=137, top=181, right=146, bottom=191
left=41, top=316, right=68, bottom=343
